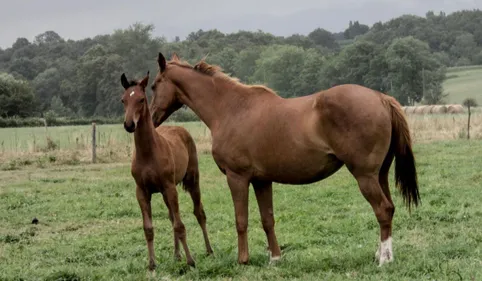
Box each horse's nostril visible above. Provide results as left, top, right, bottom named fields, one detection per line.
left=124, top=121, right=135, bottom=132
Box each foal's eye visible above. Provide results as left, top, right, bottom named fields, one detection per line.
left=121, top=99, right=124, bottom=104
left=151, top=85, right=155, bottom=91
left=139, top=98, right=145, bottom=103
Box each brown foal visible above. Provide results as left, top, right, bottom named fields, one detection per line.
left=149, top=53, right=420, bottom=267
left=120, top=71, right=213, bottom=270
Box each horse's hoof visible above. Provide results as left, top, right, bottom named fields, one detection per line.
left=269, top=253, right=282, bottom=265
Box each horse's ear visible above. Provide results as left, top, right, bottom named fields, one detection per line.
left=139, top=71, right=149, bottom=89
left=171, top=52, right=180, bottom=62
left=121, top=73, right=130, bottom=89
left=158, top=52, right=166, bottom=73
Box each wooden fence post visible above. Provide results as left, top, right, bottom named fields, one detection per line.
left=92, top=122, right=97, bottom=163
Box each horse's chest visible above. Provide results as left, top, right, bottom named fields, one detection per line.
left=131, top=167, right=166, bottom=192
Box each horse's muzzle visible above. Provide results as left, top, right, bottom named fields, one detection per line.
left=124, top=121, right=136, bottom=133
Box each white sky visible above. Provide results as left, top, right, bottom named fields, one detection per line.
left=0, top=0, right=480, bottom=48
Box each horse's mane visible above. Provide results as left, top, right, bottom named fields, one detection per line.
left=168, top=59, right=277, bottom=95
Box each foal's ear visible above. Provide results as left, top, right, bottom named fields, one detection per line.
left=139, top=71, right=150, bottom=89
left=158, top=52, right=166, bottom=73
left=121, top=73, right=130, bottom=90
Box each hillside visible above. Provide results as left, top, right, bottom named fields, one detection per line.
left=444, top=66, right=482, bottom=105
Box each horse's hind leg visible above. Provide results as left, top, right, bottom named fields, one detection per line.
left=183, top=169, right=214, bottom=255
left=354, top=173, right=395, bottom=266
left=375, top=153, right=395, bottom=263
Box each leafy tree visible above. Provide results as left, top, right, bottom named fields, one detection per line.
left=344, top=21, right=370, bottom=39
left=32, top=68, right=62, bottom=112
left=308, top=28, right=339, bottom=50
left=385, top=37, right=445, bottom=105
left=0, top=73, right=36, bottom=117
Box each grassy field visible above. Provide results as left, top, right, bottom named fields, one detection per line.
left=1, top=139, right=481, bottom=280
left=444, top=65, right=482, bottom=105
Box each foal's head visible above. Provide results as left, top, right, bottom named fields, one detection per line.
left=150, top=52, right=185, bottom=127
left=120, top=72, right=150, bottom=133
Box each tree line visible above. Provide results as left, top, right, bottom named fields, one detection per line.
left=0, top=9, right=481, bottom=120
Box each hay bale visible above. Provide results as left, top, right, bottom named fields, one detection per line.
left=406, top=106, right=417, bottom=114
left=447, top=104, right=465, bottom=114
left=414, top=106, right=427, bottom=114
left=430, top=105, right=448, bottom=114
left=422, top=105, right=434, bottom=114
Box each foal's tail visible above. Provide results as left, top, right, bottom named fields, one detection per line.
left=382, top=95, right=420, bottom=211
left=182, top=132, right=200, bottom=193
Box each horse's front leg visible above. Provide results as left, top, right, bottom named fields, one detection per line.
left=136, top=186, right=156, bottom=271
left=226, top=171, right=251, bottom=264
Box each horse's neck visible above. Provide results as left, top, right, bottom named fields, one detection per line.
left=176, top=74, right=250, bottom=131
left=133, top=107, right=158, bottom=159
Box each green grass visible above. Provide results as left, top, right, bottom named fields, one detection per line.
left=444, top=66, right=482, bottom=105
left=1, top=140, right=481, bottom=280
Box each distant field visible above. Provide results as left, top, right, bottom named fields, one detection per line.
left=444, top=65, right=482, bottom=105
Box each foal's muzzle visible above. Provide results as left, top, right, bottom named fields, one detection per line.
left=124, top=121, right=136, bottom=133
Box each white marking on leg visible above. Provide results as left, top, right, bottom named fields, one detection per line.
left=269, top=251, right=281, bottom=264
left=378, top=236, right=393, bottom=266
left=375, top=242, right=381, bottom=261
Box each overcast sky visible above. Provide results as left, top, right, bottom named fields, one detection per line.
left=1, top=0, right=480, bottom=48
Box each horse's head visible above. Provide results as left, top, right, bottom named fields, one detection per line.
left=120, top=71, right=149, bottom=133
left=149, top=52, right=184, bottom=127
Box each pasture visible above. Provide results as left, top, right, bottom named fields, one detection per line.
left=0, top=114, right=481, bottom=280
left=444, top=65, right=482, bottom=105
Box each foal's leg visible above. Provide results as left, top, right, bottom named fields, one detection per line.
left=252, top=180, right=281, bottom=263
left=354, top=174, right=395, bottom=266
left=185, top=176, right=214, bottom=255
left=136, top=186, right=156, bottom=270
left=226, top=171, right=250, bottom=264
left=161, top=192, right=181, bottom=260
left=164, top=184, right=195, bottom=266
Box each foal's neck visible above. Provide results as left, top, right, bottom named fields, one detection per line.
left=133, top=104, right=158, bottom=159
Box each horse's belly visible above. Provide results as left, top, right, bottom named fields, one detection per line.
left=255, top=152, right=344, bottom=185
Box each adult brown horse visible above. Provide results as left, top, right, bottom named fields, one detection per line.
left=120, top=71, right=213, bottom=271
left=149, top=52, right=420, bottom=267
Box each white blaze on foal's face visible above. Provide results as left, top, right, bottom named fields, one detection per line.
left=130, top=91, right=135, bottom=97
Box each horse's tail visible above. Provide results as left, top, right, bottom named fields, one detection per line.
left=382, top=95, right=420, bottom=211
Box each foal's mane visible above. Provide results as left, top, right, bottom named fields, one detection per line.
left=168, top=59, right=277, bottom=95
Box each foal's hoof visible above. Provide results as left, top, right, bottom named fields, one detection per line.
left=187, top=259, right=196, bottom=268
left=237, top=259, right=249, bottom=265
left=148, top=262, right=157, bottom=271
